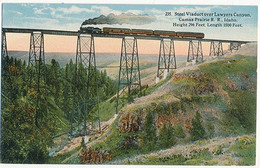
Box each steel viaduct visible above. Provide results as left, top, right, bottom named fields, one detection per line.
left=1, top=27, right=254, bottom=138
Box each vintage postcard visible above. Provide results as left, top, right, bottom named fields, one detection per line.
left=0, top=1, right=258, bottom=166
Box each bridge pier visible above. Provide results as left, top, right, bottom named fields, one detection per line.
left=229, top=42, right=242, bottom=52
left=115, top=37, right=141, bottom=114
left=209, top=41, right=224, bottom=56
left=74, top=34, right=97, bottom=142
left=187, top=40, right=203, bottom=63
left=156, top=39, right=176, bottom=82
left=27, top=32, right=46, bottom=94
left=76, top=34, right=96, bottom=69
left=27, top=32, right=46, bottom=127
left=1, top=31, right=8, bottom=57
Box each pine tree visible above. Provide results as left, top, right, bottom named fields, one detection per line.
left=190, top=112, right=206, bottom=141
left=175, top=124, right=186, bottom=138
left=1, top=55, right=118, bottom=163
left=141, top=112, right=157, bottom=151
left=62, top=63, right=73, bottom=119
left=158, top=124, right=176, bottom=149
left=47, top=59, right=63, bottom=106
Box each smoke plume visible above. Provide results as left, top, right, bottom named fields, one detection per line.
left=82, top=13, right=156, bottom=25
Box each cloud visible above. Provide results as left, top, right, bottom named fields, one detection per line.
left=20, top=4, right=34, bottom=7
left=33, top=8, right=46, bottom=15
left=125, top=10, right=143, bottom=15
left=8, top=10, right=23, bottom=15
left=55, top=5, right=95, bottom=14
left=91, top=6, right=122, bottom=15
left=32, top=5, right=95, bottom=17
left=53, top=14, right=83, bottom=21
left=149, top=9, right=164, bottom=15
left=82, top=13, right=156, bottom=26
left=33, top=5, right=52, bottom=15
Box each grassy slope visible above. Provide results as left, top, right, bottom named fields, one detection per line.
left=59, top=76, right=174, bottom=164
left=168, top=55, right=256, bottom=135
left=58, top=55, right=257, bottom=165
left=128, top=134, right=256, bottom=165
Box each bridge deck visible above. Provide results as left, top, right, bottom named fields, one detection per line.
left=2, top=27, right=254, bottom=44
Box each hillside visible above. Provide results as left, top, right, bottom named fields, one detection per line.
left=49, top=43, right=257, bottom=165
left=111, top=134, right=256, bottom=165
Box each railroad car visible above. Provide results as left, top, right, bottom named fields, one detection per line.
left=80, top=27, right=102, bottom=34
left=176, top=32, right=204, bottom=39
left=153, top=30, right=177, bottom=37
left=101, top=27, right=204, bottom=39
left=131, top=29, right=154, bottom=35
left=103, top=27, right=131, bottom=34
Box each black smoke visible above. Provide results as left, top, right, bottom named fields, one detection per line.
left=82, top=13, right=156, bottom=25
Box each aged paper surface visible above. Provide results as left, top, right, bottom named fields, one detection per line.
left=0, top=0, right=259, bottom=167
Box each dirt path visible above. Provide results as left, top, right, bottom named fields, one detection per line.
left=53, top=114, right=118, bottom=160
left=61, top=115, right=116, bottom=163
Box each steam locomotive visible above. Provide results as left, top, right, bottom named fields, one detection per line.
left=80, top=27, right=102, bottom=34
left=79, top=26, right=205, bottom=39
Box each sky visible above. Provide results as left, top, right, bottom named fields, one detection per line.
left=2, top=3, right=258, bottom=54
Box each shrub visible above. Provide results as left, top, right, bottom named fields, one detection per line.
left=237, top=135, right=255, bottom=145
left=212, top=145, right=223, bottom=155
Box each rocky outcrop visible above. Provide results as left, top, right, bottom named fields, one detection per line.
left=118, top=112, right=142, bottom=132
left=80, top=147, right=112, bottom=164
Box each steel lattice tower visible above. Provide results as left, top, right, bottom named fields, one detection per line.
left=1, top=31, right=8, bottom=58
left=1, top=31, right=8, bottom=163
left=129, top=38, right=141, bottom=95
left=115, top=37, right=141, bottom=114
left=187, top=40, right=203, bottom=62
left=73, top=34, right=97, bottom=141
left=28, top=32, right=46, bottom=89
left=27, top=32, right=46, bottom=127
left=157, top=39, right=176, bottom=79
left=209, top=41, right=224, bottom=56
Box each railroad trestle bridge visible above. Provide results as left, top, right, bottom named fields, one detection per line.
left=1, top=27, right=252, bottom=138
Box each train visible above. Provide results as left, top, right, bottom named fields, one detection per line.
left=79, top=26, right=205, bottom=39
left=80, top=26, right=102, bottom=34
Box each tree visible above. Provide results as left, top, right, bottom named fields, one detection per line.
left=1, top=55, right=118, bottom=163
left=62, top=63, right=73, bottom=119
left=141, top=112, right=157, bottom=151
left=190, top=112, right=206, bottom=141
left=1, top=97, right=49, bottom=163
left=175, top=124, right=186, bottom=138
left=46, top=59, right=63, bottom=106
left=158, top=124, right=176, bottom=149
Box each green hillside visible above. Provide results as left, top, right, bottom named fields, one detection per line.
left=77, top=55, right=256, bottom=165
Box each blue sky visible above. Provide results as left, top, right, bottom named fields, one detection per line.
left=2, top=4, right=258, bottom=41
